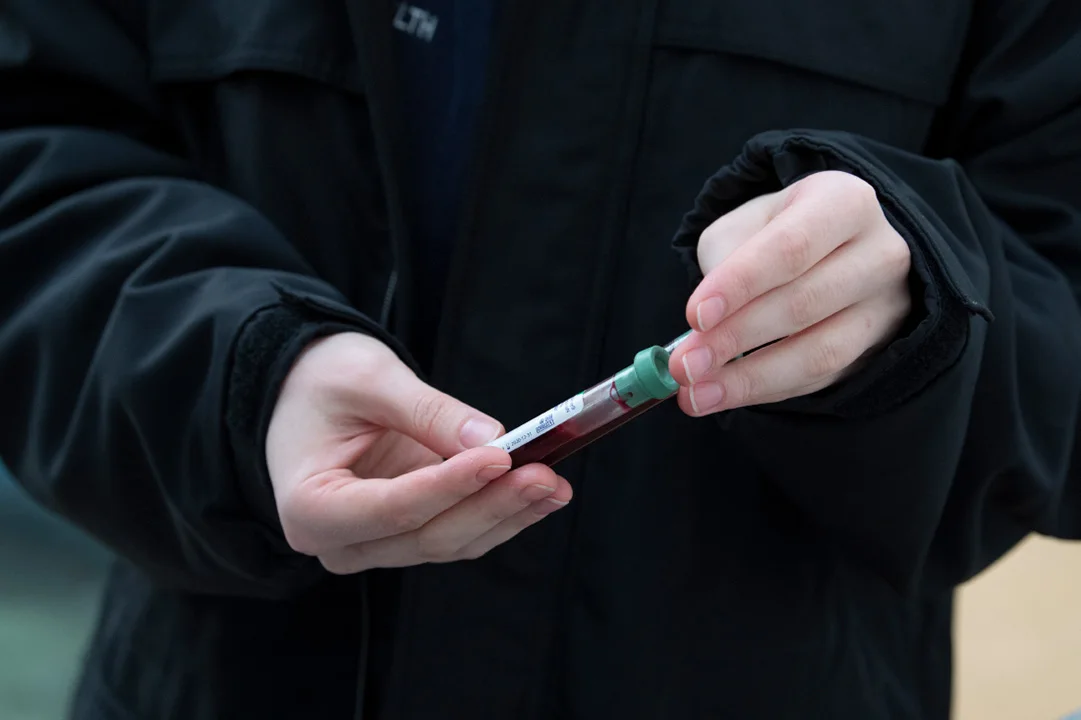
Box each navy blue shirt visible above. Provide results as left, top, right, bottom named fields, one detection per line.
left=393, top=1, right=497, bottom=368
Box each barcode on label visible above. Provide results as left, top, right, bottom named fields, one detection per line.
left=486, top=393, right=585, bottom=453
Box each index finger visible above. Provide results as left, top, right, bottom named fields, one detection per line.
left=687, top=175, right=870, bottom=333
left=285, top=445, right=513, bottom=551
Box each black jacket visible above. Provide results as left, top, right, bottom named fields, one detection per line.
left=2, top=1, right=1080, bottom=718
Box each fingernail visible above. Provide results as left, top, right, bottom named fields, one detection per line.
left=533, top=498, right=570, bottom=516
left=520, top=484, right=556, bottom=503
left=682, top=346, right=714, bottom=384
left=476, top=464, right=511, bottom=483
left=689, top=382, right=724, bottom=415
left=696, top=297, right=726, bottom=333
left=460, top=418, right=502, bottom=448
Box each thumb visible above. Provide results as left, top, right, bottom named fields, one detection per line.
left=369, top=364, right=505, bottom=457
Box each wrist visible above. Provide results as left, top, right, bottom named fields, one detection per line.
left=227, top=303, right=356, bottom=536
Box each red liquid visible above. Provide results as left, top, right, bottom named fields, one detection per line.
left=508, top=378, right=667, bottom=468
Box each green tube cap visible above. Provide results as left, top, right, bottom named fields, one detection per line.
left=614, top=345, right=681, bottom=408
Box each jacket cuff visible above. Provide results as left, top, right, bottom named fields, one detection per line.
left=671, top=130, right=986, bottom=418
left=225, top=285, right=410, bottom=548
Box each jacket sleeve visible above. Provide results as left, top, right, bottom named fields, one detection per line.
left=0, top=2, right=399, bottom=597
left=672, top=0, right=1081, bottom=592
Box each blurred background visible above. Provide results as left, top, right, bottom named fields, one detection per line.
left=0, top=460, right=1078, bottom=719
left=0, top=461, right=109, bottom=720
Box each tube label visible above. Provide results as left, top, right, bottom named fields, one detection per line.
left=487, top=393, right=585, bottom=453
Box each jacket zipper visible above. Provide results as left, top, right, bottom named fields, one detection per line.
left=345, top=0, right=414, bottom=343
left=375, top=3, right=534, bottom=720
left=533, top=2, right=661, bottom=717
left=341, top=3, right=413, bottom=720
left=428, top=0, right=532, bottom=381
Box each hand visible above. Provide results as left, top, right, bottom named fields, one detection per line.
left=265, top=332, right=571, bottom=574
left=669, top=170, right=912, bottom=415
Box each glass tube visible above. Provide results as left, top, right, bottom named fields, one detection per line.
left=489, top=331, right=692, bottom=468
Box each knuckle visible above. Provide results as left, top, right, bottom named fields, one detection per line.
left=282, top=526, right=321, bottom=557
left=727, top=369, right=761, bottom=407
left=347, top=351, right=388, bottom=394
left=376, top=488, right=428, bottom=536
left=697, top=232, right=719, bottom=274
left=726, top=264, right=758, bottom=307
left=711, top=322, right=742, bottom=362
left=276, top=496, right=322, bottom=556
left=351, top=355, right=381, bottom=385
left=698, top=225, right=722, bottom=255
left=805, top=337, right=851, bottom=378
left=414, top=532, right=456, bottom=562
left=851, top=178, right=880, bottom=212
left=387, top=506, right=428, bottom=535
left=883, top=235, right=912, bottom=274
left=459, top=546, right=490, bottom=562
left=319, top=552, right=364, bottom=576
left=773, top=223, right=814, bottom=275
left=821, top=169, right=868, bottom=195
left=482, top=503, right=515, bottom=527
left=376, top=471, right=438, bottom=535
left=786, top=283, right=821, bottom=329
left=411, top=393, right=450, bottom=441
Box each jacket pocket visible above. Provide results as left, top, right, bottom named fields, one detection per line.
left=629, top=0, right=970, bottom=233
left=132, top=1, right=393, bottom=330
left=144, top=0, right=363, bottom=91
left=653, top=0, right=966, bottom=107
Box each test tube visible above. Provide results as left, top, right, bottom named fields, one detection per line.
left=488, top=331, right=692, bottom=468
